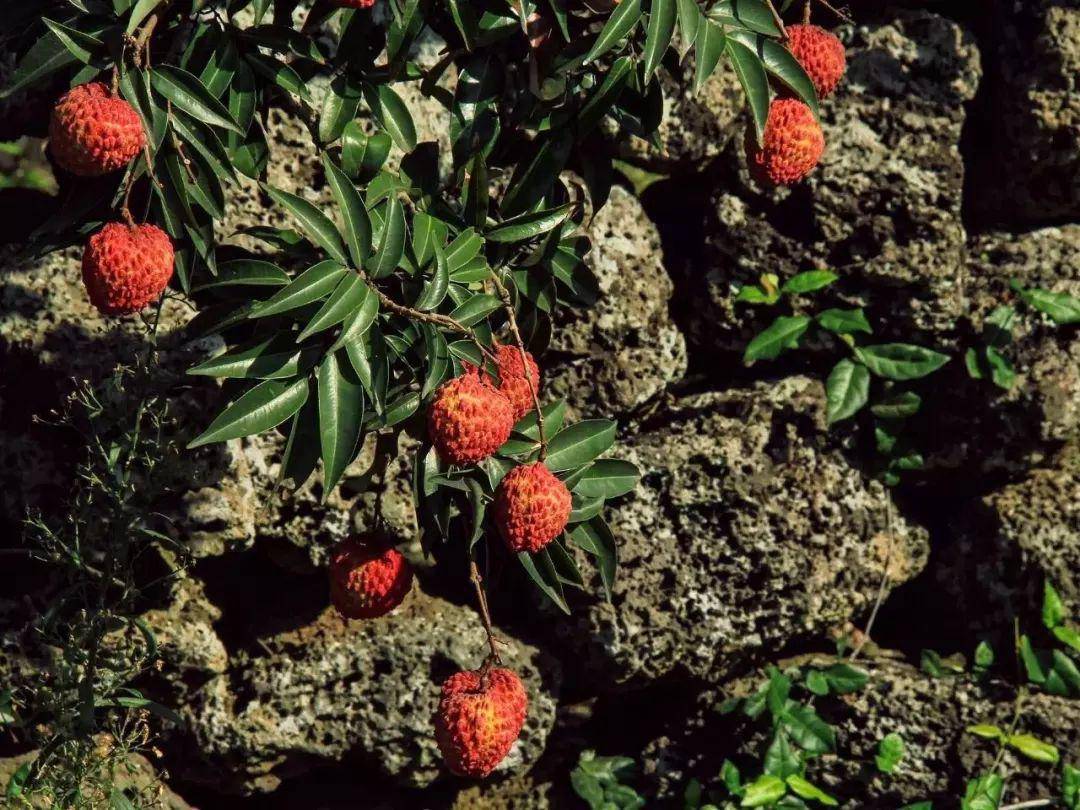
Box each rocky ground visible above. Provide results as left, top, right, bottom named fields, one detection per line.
left=1, top=0, right=1079, bottom=807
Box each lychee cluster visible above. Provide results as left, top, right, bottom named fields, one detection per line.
left=49, top=82, right=145, bottom=177
left=745, top=23, right=844, bottom=186
left=328, top=535, right=413, bottom=620
left=434, top=666, right=528, bottom=778
left=81, top=223, right=175, bottom=316
left=493, top=462, right=572, bottom=554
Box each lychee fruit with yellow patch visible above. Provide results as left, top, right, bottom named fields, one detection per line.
left=81, top=223, right=174, bottom=316
left=494, top=344, right=541, bottom=422
left=785, top=24, right=846, bottom=99
left=747, top=97, right=825, bottom=186
left=328, top=535, right=413, bottom=620
left=49, top=82, right=145, bottom=177
left=428, top=367, right=515, bottom=466
left=434, top=666, right=528, bottom=778
left=494, top=462, right=572, bottom=554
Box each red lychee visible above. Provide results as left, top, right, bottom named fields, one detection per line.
left=494, top=344, right=541, bottom=422
left=747, top=98, right=825, bottom=186
left=494, top=462, right=572, bottom=554
left=328, top=535, right=413, bottom=620
left=434, top=666, right=528, bottom=778
left=428, top=367, right=515, bottom=466
left=81, top=223, right=174, bottom=316
left=785, top=24, right=846, bottom=99
left=49, top=82, right=145, bottom=177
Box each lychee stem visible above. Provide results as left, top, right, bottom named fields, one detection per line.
left=803, top=0, right=811, bottom=24
left=764, top=0, right=787, bottom=40
left=489, top=271, right=547, bottom=459
left=469, top=559, right=502, bottom=664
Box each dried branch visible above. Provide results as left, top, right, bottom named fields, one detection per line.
left=489, top=271, right=546, bottom=457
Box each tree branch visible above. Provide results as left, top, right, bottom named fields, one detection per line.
left=489, top=271, right=546, bottom=457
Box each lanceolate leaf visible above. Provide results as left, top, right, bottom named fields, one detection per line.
left=726, top=37, right=770, bottom=143
left=642, top=0, right=678, bottom=79
left=188, top=377, right=309, bottom=448
left=727, top=29, right=820, bottom=116
left=249, top=260, right=348, bottom=318
left=518, top=550, right=571, bottom=614
left=544, top=420, right=617, bottom=472
left=151, top=66, right=243, bottom=133
left=329, top=284, right=379, bottom=353
left=569, top=519, right=618, bottom=600
left=41, top=18, right=104, bottom=65
left=487, top=204, right=573, bottom=243
left=322, top=154, right=372, bottom=266
left=318, top=350, right=366, bottom=498
left=366, top=83, right=417, bottom=152
left=0, top=30, right=80, bottom=99
left=693, top=19, right=726, bottom=93
left=744, top=315, right=811, bottom=362
left=369, top=196, right=407, bottom=278
left=187, top=335, right=320, bottom=379
left=584, top=0, right=642, bottom=64
left=193, top=259, right=289, bottom=290
left=264, top=184, right=350, bottom=265
left=855, top=344, right=950, bottom=381
left=1020, top=286, right=1080, bottom=325
left=297, top=273, right=367, bottom=342
left=577, top=56, right=633, bottom=136
left=573, top=459, right=640, bottom=498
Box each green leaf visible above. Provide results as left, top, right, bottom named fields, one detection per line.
left=1063, top=763, right=1079, bottom=810
left=875, top=732, right=905, bottom=774
left=782, top=702, right=835, bottom=754
left=0, top=30, right=80, bottom=99
left=318, top=350, right=365, bottom=497
left=855, top=344, right=950, bottom=381
left=870, top=391, right=921, bottom=419
left=765, top=731, right=802, bottom=779
left=726, top=37, right=770, bottom=143
left=782, top=270, right=837, bottom=295
left=584, top=0, right=642, bottom=64
left=367, top=83, right=417, bottom=152
left=708, top=0, right=780, bottom=35
left=578, top=56, right=633, bottom=136
left=487, top=203, right=573, bottom=243
left=501, top=130, right=574, bottom=218
left=297, top=273, right=367, bottom=342
left=5, top=762, right=30, bottom=799
left=568, top=518, right=618, bottom=600
left=193, top=259, right=288, bottom=290
left=966, top=724, right=1004, bottom=741
left=1020, top=287, right=1080, bottom=325
left=264, top=184, right=351, bottom=265
left=545, top=420, right=618, bottom=472
left=188, top=377, right=309, bottom=448
left=342, top=125, right=392, bottom=180
left=369, top=196, right=407, bottom=278
left=42, top=18, right=104, bottom=64
left=323, top=154, right=372, bottom=267
left=727, top=29, right=819, bottom=116
left=449, top=293, right=501, bottom=326
left=805, top=669, right=829, bottom=696
left=974, top=640, right=995, bottom=669
left=962, top=774, right=1004, bottom=810
left=250, top=260, right=347, bottom=318
left=744, top=315, right=811, bottom=362
left=825, top=359, right=869, bottom=425
left=247, top=52, right=310, bottom=101
left=676, top=0, right=702, bottom=56
left=280, top=393, right=320, bottom=489
left=328, top=284, right=379, bottom=353
left=1006, top=734, right=1060, bottom=765
left=741, top=774, right=787, bottom=807
left=151, top=65, right=242, bottom=133
left=188, top=335, right=319, bottom=380
left=415, top=241, right=450, bottom=311
left=1043, top=580, right=1067, bottom=630
left=518, top=550, right=571, bottom=614
left=785, top=775, right=837, bottom=806
left=643, top=0, right=677, bottom=78
left=1054, top=625, right=1080, bottom=654
left=821, top=663, right=869, bottom=694
left=693, top=20, right=726, bottom=93
left=573, top=459, right=640, bottom=498
left=319, top=73, right=363, bottom=144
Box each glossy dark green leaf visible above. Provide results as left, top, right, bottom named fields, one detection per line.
left=0, top=30, right=80, bottom=99
left=318, top=350, right=366, bottom=497
left=693, top=20, right=726, bottom=93
left=744, top=315, right=811, bottom=362
left=194, top=259, right=289, bottom=291
left=545, top=420, right=617, bottom=472
left=342, top=124, right=392, bottom=180
left=707, top=0, right=780, bottom=35
left=369, top=196, right=407, bottom=278
left=247, top=52, right=311, bottom=102
left=578, top=56, right=633, bottom=136
left=569, top=518, right=618, bottom=600
left=825, top=359, right=869, bottom=425
left=366, top=83, right=417, bottom=152
left=319, top=73, right=363, bottom=145
left=264, top=184, right=350, bottom=264
left=502, top=130, right=573, bottom=218
left=249, top=260, right=348, bottom=318
left=323, top=154, right=372, bottom=267
left=676, top=0, right=702, bottom=58
left=573, top=459, right=640, bottom=498
left=328, top=283, right=379, bottom=353
left=643, top=0, right=678, bottom=78
left=855, top=344, right=950, bottom=381
left=817, top=308, right=871, bottom=335
left=297, top=272, right=367, bottom=342
left=151, top=65, right=243, bottom=133
left=188, top=377, right=309, bottom=448
left=584, top=0, right=642, bottom=64
left=518, top=550, right=571, bottom=614
left=280, top=392, right=320, bottom=489
left=41, top=18, right=104, bottom=64
left=728, top=28, right=819, bottom=116
left=415, top=241, right=451, bottom=311
left=726, top=36, right=769, bottom=142
left=487, top=203, right=573, bottom=244
left=188, top=335, right=320, bottom=379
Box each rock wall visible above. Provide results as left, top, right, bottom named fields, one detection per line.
left=2, top=1, right=1079, bottom=808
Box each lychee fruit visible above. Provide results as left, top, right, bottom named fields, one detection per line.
left=747, top=97, right=825, bottom=186
left=785, top=24, right=846, bottom=99
left=428, top=367, right=515, bottom=466
left=494, top=462, right=572, bottom=554
left=328, top=535, right=413, bottom=620
left=494, top=344, right=541, bottom=422
left=434, top=666, right=528, bottom=778
left=81, top=222, right=174, bottom=316
left=49, top=82, right=145, bottom=177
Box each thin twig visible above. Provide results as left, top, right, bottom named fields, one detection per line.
left=803, top=0, right=811, bottom=24
left=489, top=271, right=546, bottom=457
left=469, top=560, right=501, bottom=663
left=812, top=0, right=853, bottom=24
left=999, top=800, right=1054, bottom=810
left=851, top=496, right=893, bottom=661
left=764, top=0, right=787, bottom=39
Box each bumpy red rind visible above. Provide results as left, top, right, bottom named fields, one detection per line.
left=747, top=98, right=825, bottom=186
left=494, top=462, right=572, bottom=554
left=494, top=344, right=541, bottom=422
left=328, top=536, right=413, bottom=620
left=49, top=82, right=145, bottom=177
left=785, top=24, right=846, bottom=99
left=428, top=368, right=516, bottom=466
left=434, top=667, right=528, bottom=778
left=81, top=223, right=175, bottom=316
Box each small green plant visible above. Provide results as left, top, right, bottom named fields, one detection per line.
left=571, top=750, right=647, bottom=810
left=735, top=269, right=948, bottom=484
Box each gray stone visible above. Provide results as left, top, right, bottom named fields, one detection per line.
left=557, top=379, right=929, bottom=685
left=547, top=185, right=687, bottom=419
left=178, top=588, right=560, bottom=793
